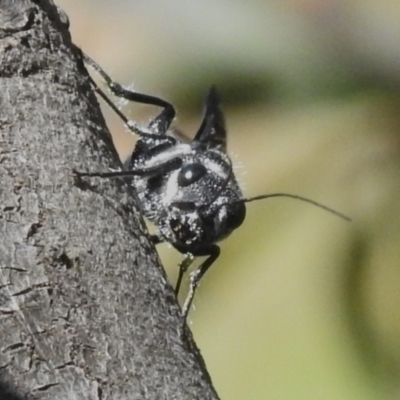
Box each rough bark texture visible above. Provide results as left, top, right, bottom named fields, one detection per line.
left=0, top=1, right=219, bottom=399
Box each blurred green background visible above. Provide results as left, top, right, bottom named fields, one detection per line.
left=58, top=1, right=400, bottom=399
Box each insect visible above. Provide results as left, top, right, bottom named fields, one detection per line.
left=79, top=54, right=351, bottom=319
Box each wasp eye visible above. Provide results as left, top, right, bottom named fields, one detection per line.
left=177, top=163, right=207, bottom=187
left=225, top=202, right=246, bottom=231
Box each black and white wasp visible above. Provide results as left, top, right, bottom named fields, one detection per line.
left=79, top=54, right=350, bottom=318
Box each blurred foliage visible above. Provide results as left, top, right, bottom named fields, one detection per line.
left=58, top=0, right=400, bottom=399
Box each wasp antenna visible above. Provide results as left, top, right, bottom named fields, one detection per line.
left=242, top=193, right=351, bottom=222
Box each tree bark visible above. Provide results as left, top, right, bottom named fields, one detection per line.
left=0, top=1, right=219, bottom=399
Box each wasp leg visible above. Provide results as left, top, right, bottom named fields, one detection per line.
left=181, top=245, right=220, bottom=319
left=84, top=53, right=174, bottom=112
left=83, top=53, right=175, bottom=137
left=175, top=253, right=195, bottom=297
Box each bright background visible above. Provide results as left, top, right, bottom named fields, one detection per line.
left=57, top=1, right=400, bottom=399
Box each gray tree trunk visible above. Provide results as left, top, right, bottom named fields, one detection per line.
left=0, top=1, right=219, bottom=399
